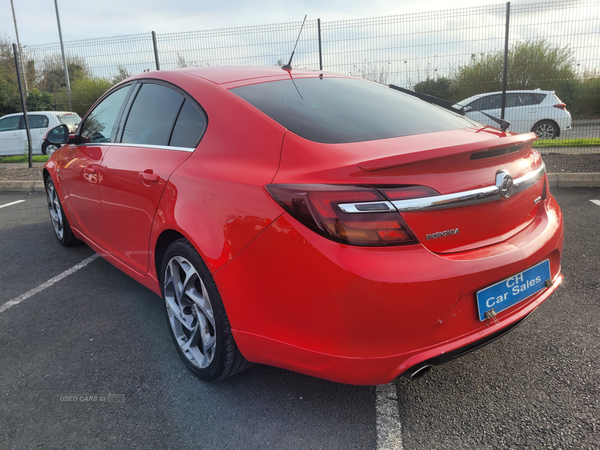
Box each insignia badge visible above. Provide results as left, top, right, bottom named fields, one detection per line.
left=496, top=170, right=514, bottom=199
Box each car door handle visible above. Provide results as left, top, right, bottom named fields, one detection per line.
left=139, top=172, right=159, bottom=183
left=84, top=166, right=96, bottom=175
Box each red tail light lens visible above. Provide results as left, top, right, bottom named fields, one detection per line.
left=266, top=184, right=422, bottom=246
left=553, top=103, right=566, bottom=110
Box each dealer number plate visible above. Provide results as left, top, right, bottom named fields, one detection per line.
left=476, top=260, right=551, bottom=321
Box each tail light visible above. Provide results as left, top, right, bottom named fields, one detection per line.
left=266, top=184, right=437, bottom=246
left=553, top=103, right=566, bottom=110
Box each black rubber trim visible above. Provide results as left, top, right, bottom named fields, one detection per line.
left=401, top=313, right=530, bottom=378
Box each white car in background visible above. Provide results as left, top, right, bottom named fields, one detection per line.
left=454, top=89, right=572, bottom=139
left=0, top=111, right=82, bottom=157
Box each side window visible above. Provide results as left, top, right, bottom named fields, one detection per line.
left=170, top=100, right=207, bottom=148
left=0, top=116, right=20, bottom=131
left=121, top=83, right=184, bottom=146
left=26, top=115, right=50, bottom=129
left=507, top=93, right=536, bottom=107
left=80, top=85, right=132, bottom=143
left=506, top=94, right=522, bottom=108
left=531, top=93, right=546, bottom=104
left=468, top=94, right=501, bottom=111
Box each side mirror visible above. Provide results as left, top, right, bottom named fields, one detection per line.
left=462, top=106, right=473, bottom=113
left=45, top=124, right=70, bottom=145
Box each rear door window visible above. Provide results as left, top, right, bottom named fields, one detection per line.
left=169, top=100, right=207, bottom=148
left=468, top=94, right=502, bottom=111
left=506, top=93, right=538, bottom=107
left=121, top=83, right=184, bottom=146
left=20, top=115, right=49, bottom=129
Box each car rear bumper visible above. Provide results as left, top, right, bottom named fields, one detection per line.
left=214, top=194, right=564, bottom=385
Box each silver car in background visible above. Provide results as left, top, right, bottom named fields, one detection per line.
left=0, top=111, right=82, bottom=156
left=454, top=89, right=572, bottom=139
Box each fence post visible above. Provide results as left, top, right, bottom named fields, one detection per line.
left=13, top=44, right=32, bottom=168
left=152, top=31, right=160, bottom=70
left=54, top=0, right=72, bottom=111
left=318, top=18, right=323, bottom=70
left=501, top=2, right=510, bottom=121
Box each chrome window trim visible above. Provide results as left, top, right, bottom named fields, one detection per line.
left=338, top=163, right=545, bottom=213
left=79, top=142, right=196, bottom=152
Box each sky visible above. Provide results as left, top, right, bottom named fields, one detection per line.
left=1, top=0, right=536, bottom=46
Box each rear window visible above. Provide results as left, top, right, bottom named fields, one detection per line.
left=231, top=77, right=475, bottom=144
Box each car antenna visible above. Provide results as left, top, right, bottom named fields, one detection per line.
left=282, top=15, right=307, bottom=71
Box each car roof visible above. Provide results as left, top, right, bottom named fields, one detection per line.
left=128, top=66, right=338, bottom=87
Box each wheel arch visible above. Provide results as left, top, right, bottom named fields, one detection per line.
left=154, top=229, right=187, bottom=283
left=42, top=168, right=51, bottom=185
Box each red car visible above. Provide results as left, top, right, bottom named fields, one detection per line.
left=43, top=66, right=563, bottom=385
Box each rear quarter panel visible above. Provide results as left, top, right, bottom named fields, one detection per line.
left=149, top=74, right=287, bottom=276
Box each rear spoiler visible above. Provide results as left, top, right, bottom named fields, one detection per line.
left=357, top=133, right=537, bottom=172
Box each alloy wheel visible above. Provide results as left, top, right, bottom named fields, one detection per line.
left=163, top=255, right=216, bottom=369
left=535, top=122, right=556, bottom=139
left=46, top=181, right=64, bottom=241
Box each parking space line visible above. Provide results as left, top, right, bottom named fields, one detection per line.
left=0, top=254, right=100, bottom=314
left=0, top=200, right=26, bottom=209
left=590, top=200, right=600, bottom=207
left=376, top=382, right=404, bottom=450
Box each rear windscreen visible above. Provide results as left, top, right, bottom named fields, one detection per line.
left=231, top=77, right=476, bottom=144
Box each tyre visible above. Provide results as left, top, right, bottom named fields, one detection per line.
left=42, top=142, right=59, bottom=156
left=161, top=239, right=250, bottom=380
left=532, top=120, right=559, bottom=139
left=45, top=177, right=78, bottom=246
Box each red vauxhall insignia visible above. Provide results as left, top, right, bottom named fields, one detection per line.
left=43, top=66, right=563, bottom=385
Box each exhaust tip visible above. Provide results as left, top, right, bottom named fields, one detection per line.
left=402, top=364, right=433, bottom=380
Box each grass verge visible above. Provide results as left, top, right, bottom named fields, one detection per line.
left=0, top=155, right=49, bottom=164
left=533, top=138, right=600, bottom=148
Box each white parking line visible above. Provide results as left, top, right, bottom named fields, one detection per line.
left=590, top=200, right=600, bottom=207
left=0, top=200, right=26, bottom=209
left=0, top=254, right=100, bottom=314
left=376, top=382, right=404, bottom=450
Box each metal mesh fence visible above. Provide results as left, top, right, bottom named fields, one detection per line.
left=156, top=20, right=320, bottom=69
left=321, top=5, right=508, bottom=88
left=1, top=0, right=598, bottom=165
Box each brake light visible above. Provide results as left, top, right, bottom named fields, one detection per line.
left=553, top=103, right=566, bottom=110
left=265, top=184, right=423, bottom=246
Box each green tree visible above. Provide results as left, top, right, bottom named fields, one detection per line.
left=26, top=88, right=54, bottom=111
left=112, top=65, right=131, bottom=84
left=54, top=76, right=112, bottom=116
left=413, top=77, right=456, bottom=102
left=573, top=70, right=600, bottom=117
left=453, top=40, right=576, bottom=101
left=37, top=54, right=90, bottom=93
left=0, top=37, right=21, bottom=115
left=0, top=37, right=58, bottom=115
